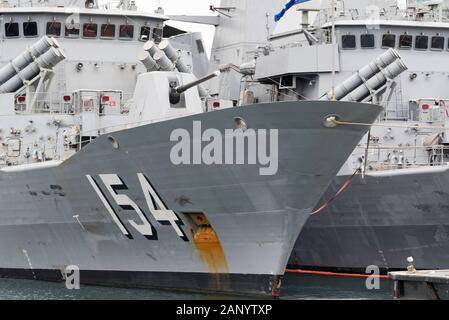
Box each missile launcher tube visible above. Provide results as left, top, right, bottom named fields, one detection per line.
left=341, top=59, right=408, bottom=102
left=138, top=51, right=159, bottom=72
left=0, top=48, right=66, bottom=94
left=153, top=50, right=175, bottom=71
left=0, top=36, right=54, bottom=85
left=143, top=40, right=160, bottom=57
left=159, top=39, right=189, bottom=73
left=143, top=39, right=209, bottom=98
left=321, top=49, right=400, bottom=101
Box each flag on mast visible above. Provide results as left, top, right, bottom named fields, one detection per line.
left=274, top=0, right=312, bottom=22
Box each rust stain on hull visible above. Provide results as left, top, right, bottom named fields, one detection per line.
left=193, top=228, right=228, bottom=273
left=188, top=213, right=228, bottom=274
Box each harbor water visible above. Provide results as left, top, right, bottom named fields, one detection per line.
left=0, top=273, right=392, bottom=300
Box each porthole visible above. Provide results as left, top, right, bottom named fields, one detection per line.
left=107, top=135, right=119, bottom=149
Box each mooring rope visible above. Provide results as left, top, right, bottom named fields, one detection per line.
left=285, top=268, right=390, bottom=279
left=310, top=168, right=361, bottom=216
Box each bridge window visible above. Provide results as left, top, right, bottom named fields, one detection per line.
left=196, top=39, right=205, bottom=53
left=431, top=36, right=444, bottom=50
left=65, top=23, right=80, bottom=38
left=415, top=35, right=429, bottom=50
left=119, top=25, right=134, bottom=39
left=399, top=34, right=413, bottom=49
left=101, top=24, right=115, bottom=38
left=83, top=23, right=98, bottom=38
left=341, top=35, right=356, bottom=49
left=382, top=34, right=396, bottom=48
left=360, top=34, right=375, bottom=48
left=5, top=23, right=19, bottom=37
left=23, top=22, right=38, bottom=37
left=153, top=27, right=163, bottom=44
left=140, top=26, right=151, bottom=41
left=46, top=22, right=61, bottom=36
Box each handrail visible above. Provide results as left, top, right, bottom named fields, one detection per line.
left=353, top=143, right=448, bottom=171
left=13, top=91, right=133, bottom=116
left=355, top=145, right=449, bottom=151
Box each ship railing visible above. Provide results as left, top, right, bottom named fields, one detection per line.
left=382, top=106, right=410, bottom=121
left=98, top=1, right=136, bottom=10
left=381, top=104, right=447, bottom=122
left=318, top=5, right=449, bottom=25
left=87, top=112, right=200, bottom=136
left=1, top=110, right=201, bottom=164
left=99, top=1, right=121, bottom=10
left=0, top=142, right=60, bottom=167
left=66, top=112, right=201, bottom=150
left=15, top=92, right=134, bottom=116
left=268, top=39, right=315, bottom=50
left=352, top=144, right=449, bottom=171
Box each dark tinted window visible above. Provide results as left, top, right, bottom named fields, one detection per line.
left=342, top=35, right=356, bottom=49
left=140, top=26, right=151, bottom=41
left=65, top=24, right=80, bottom=37
left=360, top=34, right=375, bottom=48
left=46, top=22, right=61, bottom=36
left=119, top=25, right=134, bottom=38
left=83, top=23, right=97, bottom=38
left=399, top=34, right=413, bottom=49
left=23, top=22, right=38, bottom=37
left=5, top=23, right=19, bottom=37
left=431, top=36, right=444, bottom=50
left=153, top=28, right=162, bottom=43
left=101, top=24, right=115, bottom=38
left=280, top=75, right=294, bottom=88
left=382, top=34, right=396, bottom=48
left=415, top=36, right=429, bottom=49
left=196, top=39, right=205, bottom=53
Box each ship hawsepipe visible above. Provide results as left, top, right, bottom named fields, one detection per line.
left=0, top=100, right=381, bottom=297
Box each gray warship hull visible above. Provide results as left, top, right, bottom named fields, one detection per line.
left=289, top=167, right=449, bottom=274
left=0, top=101, right=380, bottom=296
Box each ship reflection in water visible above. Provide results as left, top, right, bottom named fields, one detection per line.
left=0, top=274, right=392, bottom=300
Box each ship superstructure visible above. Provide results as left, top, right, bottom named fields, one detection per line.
left=241, top=0, right=449, bottom=172
left=0, top=0, right=211, bottom=167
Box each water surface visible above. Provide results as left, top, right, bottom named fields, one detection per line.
left=0, top=273, right=393, bottom=300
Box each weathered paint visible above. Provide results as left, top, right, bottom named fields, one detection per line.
left=191, top=213, right=229, bottom=273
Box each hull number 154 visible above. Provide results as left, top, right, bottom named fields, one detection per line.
left=86, top=173, right=188, bottom=241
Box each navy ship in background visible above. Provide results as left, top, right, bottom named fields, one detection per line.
left=285, top=0, right=449, bottom=274
left=201, top=0, right=449, bottom=275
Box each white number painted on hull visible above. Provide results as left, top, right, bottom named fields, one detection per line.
left=87, top=173, right=188, bottom=241
left=137, top=173, right=186, bottom=240
left=86, top=175, right=132, bottom=239
left=100, top=174, right=157, bottom=240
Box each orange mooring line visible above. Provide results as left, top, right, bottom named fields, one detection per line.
left=310, top=168, right=361, bottom=216
left=285, top=269, right=390, bottom=280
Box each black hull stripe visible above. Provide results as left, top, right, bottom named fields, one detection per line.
left=0, top=268, right=282, bottom=298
